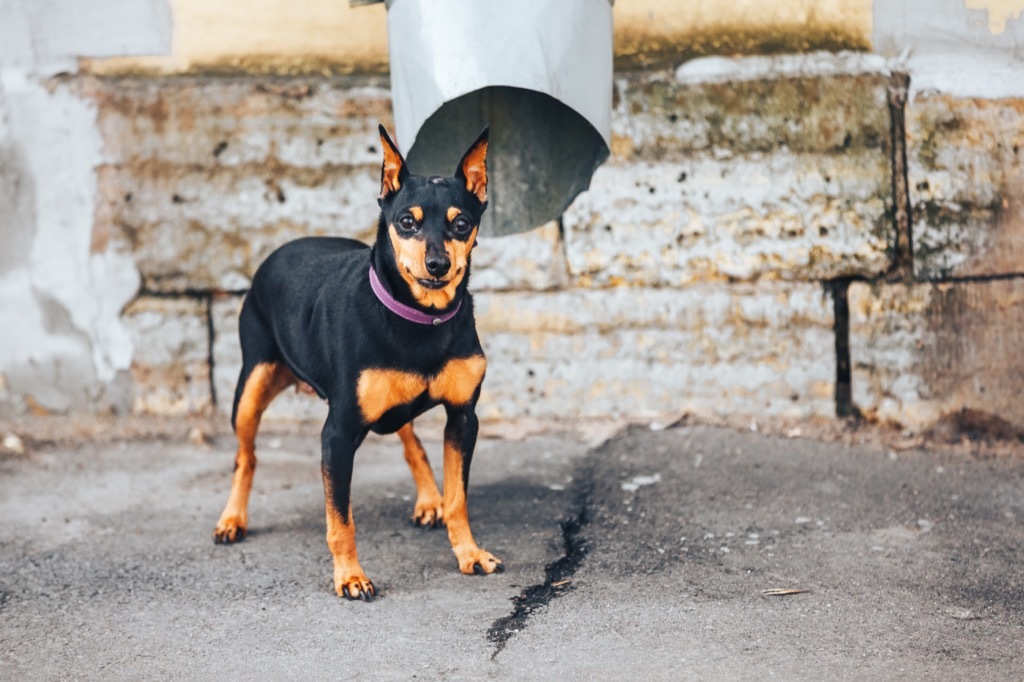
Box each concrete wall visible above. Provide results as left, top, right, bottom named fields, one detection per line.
left=2, top=0, right=1024, bottom=435
left=0, top=0, right=171, bottom=414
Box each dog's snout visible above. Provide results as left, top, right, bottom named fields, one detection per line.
left=425, top=253, right=451, bottom=277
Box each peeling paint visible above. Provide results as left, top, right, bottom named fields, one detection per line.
left=0, top=71, right=139, bottom=415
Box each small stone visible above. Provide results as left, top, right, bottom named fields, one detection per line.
left=187, top=427, right=210, bottom=446
left=3, top=434, right=26, bottom=455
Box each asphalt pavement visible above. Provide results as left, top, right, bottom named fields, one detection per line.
left=2, top=419, right=1023, bottom=680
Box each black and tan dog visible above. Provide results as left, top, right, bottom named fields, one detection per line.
left=213, top=125, right=502, bottom=600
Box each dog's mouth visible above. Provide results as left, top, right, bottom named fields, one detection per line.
left=416, top=277, right=448, bottom=290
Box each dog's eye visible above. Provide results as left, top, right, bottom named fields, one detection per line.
left=398, top=215, right=417, bottom=232
left=451, top=216, right=472, bottom=235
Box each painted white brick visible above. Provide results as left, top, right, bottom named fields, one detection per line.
left=474, top=284, right=835, bottom=421
left=564, top=153, right=890, bottom=285
left=123, top=296, right=210, bottom=415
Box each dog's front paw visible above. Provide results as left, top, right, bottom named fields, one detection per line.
left=335, top=569, right=377, bottom=601
left=412, top=496, right=444, bottom=528
left=213, top=514, right=247, bottom=544
left=454, top=545, right=504, bottom=575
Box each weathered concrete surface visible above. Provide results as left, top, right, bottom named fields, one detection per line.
left=849, top=279, right=1024, bottom=432
left=470, top=221, right=568, bottom=292
left=908, top=95, right=1024, bottom=279
left=0, top=0, right=170, bottom=68
left=2, top=423, right=1022, bottom=679
left=564, top=69, right=893, bottom=286
left=0, top=1, right=169, bottom=417
left=875, top=0, right=1024, bottom=98
left=0, top=73, right=139, bottom=416
left=475, top=283, right=835, bottom=421
left=498, top=426, right=1024, bottom=678
left=122, top=296, right=211, bottom=416
left=84, top=76, right=391, bottom=292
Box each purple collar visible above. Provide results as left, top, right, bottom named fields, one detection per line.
left=368, top=266, right=461, bottom=326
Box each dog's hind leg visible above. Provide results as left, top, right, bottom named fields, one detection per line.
left=214, top=360, right=296, bottom=543
left=397, top=422, right=444, bottom=528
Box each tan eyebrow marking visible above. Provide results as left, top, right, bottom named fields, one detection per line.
left=410, top=206, right=424, bottom=222
left=447, top=207, right=462, bottom=222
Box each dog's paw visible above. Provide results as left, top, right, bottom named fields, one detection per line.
left=335, top=571, right=377, bottom=601
left=213, top=515, right=247, bottom=544
left=412, top=497, right=444, bottom=529
left=454, top=546, right=504, bottom=575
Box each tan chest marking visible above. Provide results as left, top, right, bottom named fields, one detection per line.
left=428, top=355, right=487, bottom=406
left=356, top=355, right=487, bottom=423
left=356, top=369, right=428, bottom=424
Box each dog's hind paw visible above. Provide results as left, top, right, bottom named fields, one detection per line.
left=412, top=498, right=444, bottom=529
left=454, top=546, right=504, bottom=575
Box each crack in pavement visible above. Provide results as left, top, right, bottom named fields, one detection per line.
left=487, top=481, right=592, bottom=659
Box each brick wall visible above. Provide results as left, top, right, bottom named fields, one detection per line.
left=81, top=56, right=1024, bottom=433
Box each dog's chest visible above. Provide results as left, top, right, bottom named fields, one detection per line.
left=355, top=355, right=486, bottom=424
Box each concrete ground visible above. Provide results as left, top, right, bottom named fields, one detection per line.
left=1, top=417, right=1023, bottom=680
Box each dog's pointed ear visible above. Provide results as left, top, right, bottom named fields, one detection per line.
left=455, top=126, right=489, bottom=205
left=378, top=124, right=408, bottom=201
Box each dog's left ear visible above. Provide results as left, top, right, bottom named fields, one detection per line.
left=456, top=126, right=489, bottom=205
left=378, top=124, right=408, bottom=202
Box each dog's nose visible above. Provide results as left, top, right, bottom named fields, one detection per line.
left=425, top=254, right=451, bottom=277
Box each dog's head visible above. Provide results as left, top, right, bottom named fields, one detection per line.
left=375, top=124, right=489, bottom=311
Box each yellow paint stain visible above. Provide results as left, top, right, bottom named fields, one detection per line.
left=83, top=0, right=389, bottom=75
left=964, top=0, right=1024, bottom=34
left=84, top=0, right=872, bottom=76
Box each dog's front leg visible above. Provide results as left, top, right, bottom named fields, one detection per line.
left=321, top=408, right=375, bottom=600
left=443, top=404, right=503, bottom=575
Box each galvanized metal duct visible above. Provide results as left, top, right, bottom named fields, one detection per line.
left=379, top=0, right=613, bottom=236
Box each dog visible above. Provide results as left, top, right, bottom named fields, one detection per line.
left=213, top=125, right=502, bottom=600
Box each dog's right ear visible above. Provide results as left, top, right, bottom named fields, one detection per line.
left=378, top=124, right=408, bottom=202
